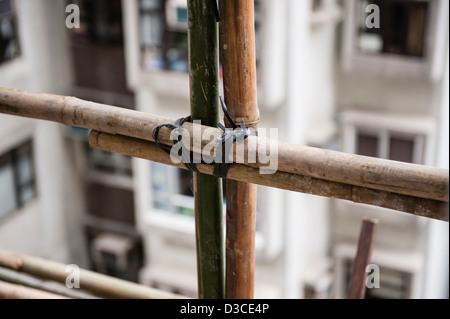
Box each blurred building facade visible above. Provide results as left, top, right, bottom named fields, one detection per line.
left=0, top=0, right=448, bottom=298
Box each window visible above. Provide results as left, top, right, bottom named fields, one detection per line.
left=140, top=0, right=188, bottom=72
left=344, top=258, right=413, bottom=299
left=358, top=0, right=429, bottom=57
left=341, top=0, right=446, bottom=80
left=355, top=131, right=423, bottom=164
left=68, top=0, right=133, bottom=96
left=0, top=0, right=20, bottom=65
left=85, top=142, right=133, bottom=177
left=341, top=111, right=433, bottom=165
left=139, top=0, right=263, bottom=73
left=0, top=140, right=36, bottom=220
left=151, top=162, right=195, bottom=216
left=150, top=162, right=264, bottom=232
left=67, top=0, right=124, bottom=44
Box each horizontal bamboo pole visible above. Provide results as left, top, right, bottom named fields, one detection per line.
left=0, top=266, right=99, bottom=299
left=89, top=130, right=449, bottom=221
left=0, top=280, right=70, bottom=299
left=0, top=87, right=448, bottom=203
left=0, top=250, right=187, bottom=299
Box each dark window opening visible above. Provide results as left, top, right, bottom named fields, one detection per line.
left=140, top=0, right=263, bottom=73
left=358, top=0, right=429, bottom=58
left=67, top=0, right=133, bottom=99
left=389, top=136, right=414, bottom=163
left=356, top=133, right=379, bottom=158
left=0, top=0, right=20, bottom=65
left=355, top=131, right=417, bottom=164
left=85, top=182, right=135, bottom=225
left=0, top=140, right=36, bottom=220
left=345, top=259, right=412, bottom=299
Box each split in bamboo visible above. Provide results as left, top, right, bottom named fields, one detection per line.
left=219, top=0, right=259, bottom=299
left=349, top=218, right=379, bottom=299
left=0, top=249, right=187, bottom=299
left=1, top=87, right=447, bottom=204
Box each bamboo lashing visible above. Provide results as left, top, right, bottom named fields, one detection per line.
left=0, top=87, right=448, bottom=221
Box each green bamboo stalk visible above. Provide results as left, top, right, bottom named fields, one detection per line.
left=187, top=0, right=224, bottom=299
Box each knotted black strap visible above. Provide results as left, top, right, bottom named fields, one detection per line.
left=152, top=115, right=199, bottom=173
left=212, top=97, right=257, bottom=178
left=151, top=97, right=257, bottom=179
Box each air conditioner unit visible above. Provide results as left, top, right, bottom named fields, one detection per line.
left=91, top=233, right=136, bottom=278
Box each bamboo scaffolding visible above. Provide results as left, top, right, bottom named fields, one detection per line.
left=1, top=87, right=447, bottom=204
left=0, top=266, right=99, bottom=299
left=219, top=0, right=259, bottom=299
left=0, top=280, right=70, bottom=299
left=349, top=218, right=378, bottom=299
left=88, top=131, right=448, bottom=221
left=187, top=0, right=225, bottom=299
left=0, top=250, right=186, bottom=299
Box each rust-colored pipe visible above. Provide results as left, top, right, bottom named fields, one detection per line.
left=349, top=218, right=379, bottom=299
left=219, top=0, right=259, bottom=299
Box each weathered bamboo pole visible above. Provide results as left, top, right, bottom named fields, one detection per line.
left=219, top=0, right=259, bottom=299
left=0, top=266, right=99, bottom=299
left=187, top=0, right=224, bottom=299
left=0, top=250, right=186, bottom=299
left=0, top=280, right=70, bottom=299
left=349, top=218, right=379, bottom=299
left=88, top=131, right=449, bottom=222
left=1, top=87, right=448, bottom=203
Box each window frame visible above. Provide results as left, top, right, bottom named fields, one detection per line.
left=333, top=242, right=423, bottom=299
left=85, top=141, right=133, bottom=177
left=340, top=110, right=435, bottom=166
left=0, top=0, right=21, bottom=66
left=354, top=127, right=425, bottom=164
left=341, top=0, right=447, bottom=81
left=143, top=161, right=273, bottom=255
left=0, top=139, right=36, bottom=221
left=123, top=0, right=290, bottom=110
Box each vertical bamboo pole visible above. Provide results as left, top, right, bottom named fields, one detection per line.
left=219, top=0, right=260, bottom=299
left=187, top=0, right=225, bottom=299
left=349, top=218, right=379, bottom=299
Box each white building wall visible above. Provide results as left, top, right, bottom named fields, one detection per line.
left=423, top=38, right=449, bottom=299
left=0, top=0, right=87, bottom=266
left=333, top=0, right=449, bottom=299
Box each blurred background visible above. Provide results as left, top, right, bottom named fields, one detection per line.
left=0, top=0, right=448, bottom=298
